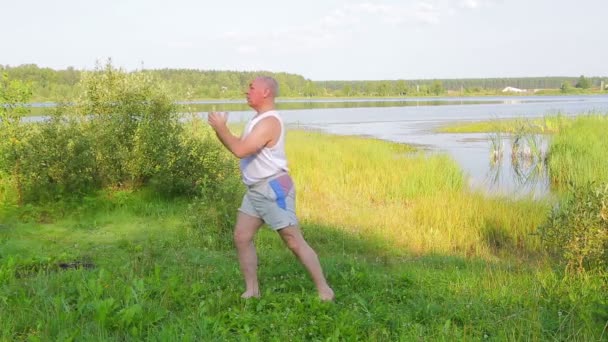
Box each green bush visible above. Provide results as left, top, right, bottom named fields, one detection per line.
left=79, top=62, right=237, bottom=197
left=0, top=73, right=31, bottom=125
left=1, top=63, right=241, bottom=204
left=539, top=182, right=608, bottom=272
left=182, top=119, right=244, bottom=248
left=17, top=110, right=97, bottom=202
left=0, top=73, right=32, bottom=204
left=187, top=171, right=243, bottom=250
left=77, top=62, right=179, bottom=188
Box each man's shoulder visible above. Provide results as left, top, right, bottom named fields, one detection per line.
left=257, top=111, right=281, bottom=124
left=251, top=114, right=281, bottom=132
left=260, top=109, right=281, bottom=117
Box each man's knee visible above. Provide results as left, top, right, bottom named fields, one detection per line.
left=284, top=236, right=299, bottom=251
left=280, top=228, right=306, bottom=252
left=234, top=229, right=254, bottom=246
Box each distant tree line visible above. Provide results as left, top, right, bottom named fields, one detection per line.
left=0, top=64, right=317, bottom=101
left=141, top=68, right=319, bottom=99
left=1, top=64, right=606, bottom=102
left=318, top=76, right=607, bottom=96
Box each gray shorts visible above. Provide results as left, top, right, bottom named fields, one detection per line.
left=238, top=173, right=299, bottom=230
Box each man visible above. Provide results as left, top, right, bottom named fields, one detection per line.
left=207, top=76, right=334, bottom=301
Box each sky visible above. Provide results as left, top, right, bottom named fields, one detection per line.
left=1, top=0, right=607, bottom=80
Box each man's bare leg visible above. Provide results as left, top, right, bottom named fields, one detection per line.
left=278, top=226, right=335, bottom=301
left=234, top=212, right=264, bottom=298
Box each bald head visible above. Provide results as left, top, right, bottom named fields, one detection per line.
left=246, top=76, right=279, bottom=112
left=255, top=76, right=279, bottom=98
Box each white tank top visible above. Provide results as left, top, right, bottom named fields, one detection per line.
left=239, top=110, right=288, bottom=185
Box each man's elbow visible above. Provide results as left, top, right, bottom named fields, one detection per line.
left=233, top=147, right=251, bottom=159
left=233, top=144, right=261, bottom=158
left=233, top=151, right=247, bottom=158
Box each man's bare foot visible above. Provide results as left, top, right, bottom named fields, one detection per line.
left=318, top=287, right=335, bottom=301
left=241, top=290, right=260, bottom=299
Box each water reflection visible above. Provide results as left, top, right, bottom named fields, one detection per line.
left=484, top=132, right=549, bottom=197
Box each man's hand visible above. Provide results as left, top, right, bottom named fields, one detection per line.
left=208, top=111, right=228, bottom=131
left=207, top=113, right=278, bottom=159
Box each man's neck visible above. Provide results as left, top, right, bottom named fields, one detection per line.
left=254, top=103, right=276, bottom=116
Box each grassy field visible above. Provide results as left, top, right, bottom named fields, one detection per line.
left=1, top=128, right=607, bottom=340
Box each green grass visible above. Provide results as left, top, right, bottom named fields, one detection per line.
left=436, top=115, right=572, bottom=134
left=1, top=129, right=607, bottom=340
left=547, top=115, right=608, bottom=186
left=287, top=130, right=547, bottom=258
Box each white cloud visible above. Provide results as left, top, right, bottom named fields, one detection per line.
left=321, top=9, right=360, bottom=27
left=336, top=1, right=458, bottom=27
left=217, top=1, right=495, bottom=57
left=458, top=0, right=499, bottom=10
left=345, top=3, right=393, bottom=15
left=411, top=2, right=443, bottom=25
left=236, top=45, right=258, bottom=54
left=460, top=0, right=480, bottom=9
left=167, top=41, right=194, bottom=49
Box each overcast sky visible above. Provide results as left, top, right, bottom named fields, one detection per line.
left=2, top=0, right=606, bottom=80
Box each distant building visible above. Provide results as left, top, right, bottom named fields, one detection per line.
left=502, top=86, right=526, bottom=93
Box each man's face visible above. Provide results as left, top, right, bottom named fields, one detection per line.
left=246, top=79, right=267, bottom=108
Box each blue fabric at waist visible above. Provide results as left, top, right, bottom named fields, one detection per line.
left=244, top=171, right=289, bottom=189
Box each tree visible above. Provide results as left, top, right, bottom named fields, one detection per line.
left=430, top=80, right=445, bottom=95
left=303, top=81, right=318, bottom=97
left=341, top=85, right=352, bottom=97
left=560, top=81, right=573, bottom=93
left=377, top=81, right=391, bottom=96
left=395, top=80, right=409, bottom=96
left=575, top=75, right=591, bottom=89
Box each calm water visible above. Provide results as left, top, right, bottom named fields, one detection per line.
left=25, top=95, right=608, bottom=197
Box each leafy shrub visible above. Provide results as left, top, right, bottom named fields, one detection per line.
left=0, top=73, right=32, bottom=204
left=0, top=73, right=31, bottom=125
left=2, top=63, right=241, bottom=204
left=182, top=119, right=244, bottom=249
left=539, top=182, right=608, bottom=272
left=79, top=62, right=237, bottom=197
left=2, top=103, right=103, bottom=203
left=77, top=62, right=180, bottom=188
left=182, top=119, right=244, bottom=250
left=187, top=171, right=243, bottom=250
left=17, top=110, right=97, bottom=202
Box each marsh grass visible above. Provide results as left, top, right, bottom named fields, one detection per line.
left=488, top=131, right=505, bottom=174
left=1, top=127, right=606, bottom=340
left=547, top=115, right=608, bottom=187
left=437, top=114, right=571, bottom=134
